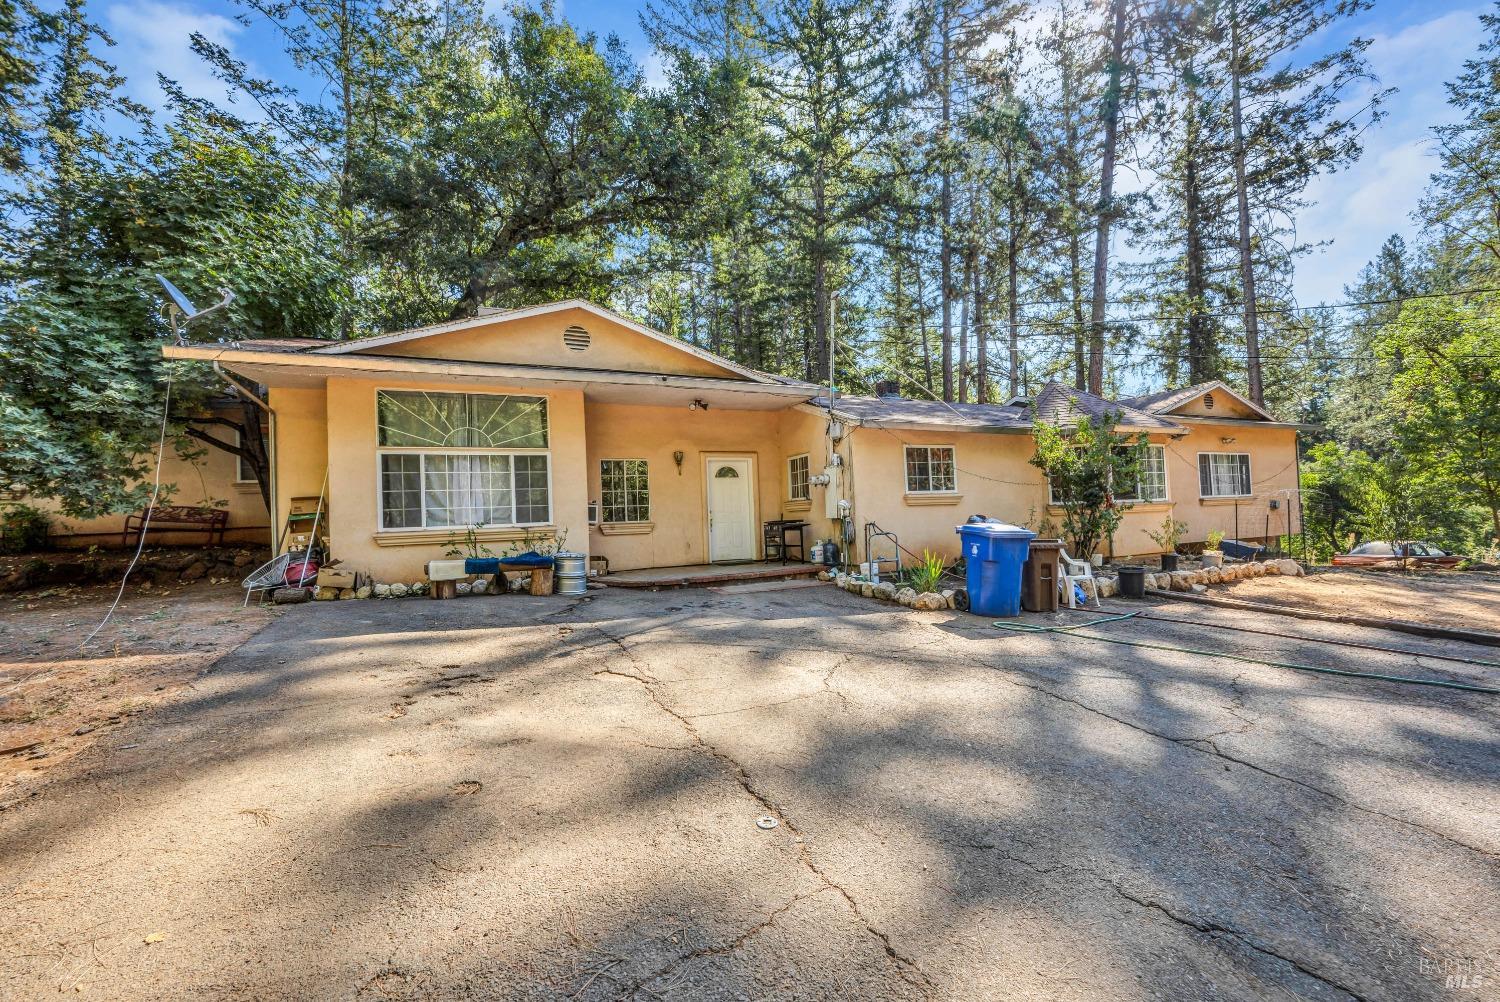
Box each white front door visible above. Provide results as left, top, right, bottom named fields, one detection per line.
left=706, top=457, right=755, bottom=562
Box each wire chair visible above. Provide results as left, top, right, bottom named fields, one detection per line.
left=242, top=552, right=294, bottom=606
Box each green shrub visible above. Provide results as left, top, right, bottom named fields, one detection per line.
left=906, top=549, right=946, bottom=593
left=0, top=504, right=51, bottom=554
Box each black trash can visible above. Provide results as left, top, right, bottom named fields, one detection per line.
left=1117, top=565, right=1147, bottom=599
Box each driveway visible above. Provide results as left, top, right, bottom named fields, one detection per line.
left=2, top=583, right=1496, bottom=1000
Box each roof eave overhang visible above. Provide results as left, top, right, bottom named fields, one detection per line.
left=1166, top=414, right=1319, bottom=432
left=304, top=300, right=779, bottom=385
left=162, top=344, right=818, bottom=400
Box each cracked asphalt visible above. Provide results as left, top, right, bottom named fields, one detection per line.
left=2, top=582, right=1496, bottom=1000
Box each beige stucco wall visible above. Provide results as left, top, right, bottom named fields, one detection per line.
left=1158, top=422, right=1301, bottom=550
left=368, top=307, right=743, bottom=380
left=309, top=378, right=588, bottom=582
left=584, top=402, right=787, bottom=570
left=29, top=412, right=271, bottom=549
left=842, top=419, right=1301, bottom=565
left=846, top=426, right=1045, bottom=563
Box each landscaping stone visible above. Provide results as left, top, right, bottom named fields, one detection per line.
left=940, top=588, right=957, bottom=609
left=313, top=586, right=339, bottom=601
left=895, top=587, right=917, bottom=607
left=338, top=588, right=355, bottom=600
left=390, top=583, right=409, bottom=598
left=835, top=574, right=849, bottom=589
left=355, top=586, right=372, bottom=599
left=1097, top=577, right=1117, bottom=598
left=874, top=582, right=897, bottom=601
left=818, top=570, right=833, bottom=581
left=1264, top=561, right=1282, bottom=575
left=272, top=586, right=310, bottom=604
left=179, top=561, right=208, bottom=583
left=860, top=582, right=875, bottom=598
left=1190, top=583, right=1207, bottom=593
left=914, top=592, right=946, bottom=611
left=1276, top=559, right=1303, bottom=576
left=373, top=583, right=391, bottom=598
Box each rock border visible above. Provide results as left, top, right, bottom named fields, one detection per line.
left=818, top=557, right=1306, bottom=611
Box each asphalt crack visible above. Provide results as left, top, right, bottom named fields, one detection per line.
left=614, top=888, right=830, bottom=999
left=590, top=623, right=933, bottom=997
left=968, top=653, right=1497, bottom=860
left=1106, top=882, right=1367, bottom=1001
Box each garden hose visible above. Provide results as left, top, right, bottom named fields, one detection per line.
left=991, top=613, right=1500, bottom=696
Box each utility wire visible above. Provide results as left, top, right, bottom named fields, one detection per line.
left=79, top=373, right=174, bottom=652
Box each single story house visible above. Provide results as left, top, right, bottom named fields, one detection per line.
left=160, top=299, right=1306, bottom=580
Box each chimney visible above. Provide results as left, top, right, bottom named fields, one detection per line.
left=874, top=378, right=902, bottom=400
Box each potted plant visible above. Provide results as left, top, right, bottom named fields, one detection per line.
left=1202, top=529, right=1225, bottom=568
left=1147, top=516, right=1188, bottom=571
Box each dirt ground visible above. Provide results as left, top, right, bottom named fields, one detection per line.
left=1, top=582, right=1494, bottom=1000
left=1221, top=567, right=1500, bottom=632
left=0, top=581, right=273, bottom=802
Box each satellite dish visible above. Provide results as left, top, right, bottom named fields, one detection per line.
left=155, top=274, right=235, bottom=343
left=156, top=274, right=199, bottom=316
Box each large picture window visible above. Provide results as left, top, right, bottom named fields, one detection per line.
left=905, top=446, right=956, bottom=493
left=600, top=459, right=650, bottom=523
left=377, top=390, right=550, bottom=529
left=788, top=454, right=810, bottom=500
left=1198, top=452, right=1252, bottom=498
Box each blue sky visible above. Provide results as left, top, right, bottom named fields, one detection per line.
left=99, top=0, right=1489, bottom=307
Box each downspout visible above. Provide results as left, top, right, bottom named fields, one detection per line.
left=212, top=362, right=278, bottom=552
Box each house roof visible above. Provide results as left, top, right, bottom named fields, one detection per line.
left=818, top=395, right=1034, bottom=431
left=816, top=382, right=1185, bottom=433
left=1029, top=383, right=1185, bottom=431
left=1120, top=379, right=1279, bottom=422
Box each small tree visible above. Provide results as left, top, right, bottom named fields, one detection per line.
left=1029, top=410, right=1150, bottom=560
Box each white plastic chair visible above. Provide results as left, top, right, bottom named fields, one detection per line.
left=1058, top=549, right=1100, bottom=609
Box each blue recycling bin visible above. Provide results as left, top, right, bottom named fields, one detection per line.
left=955, top=521, right=1036, bottom=617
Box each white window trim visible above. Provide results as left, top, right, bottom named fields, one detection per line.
left=1197, top=451, right=1254, bottom=499
left=904, top=445, right=958, bottom=495
left=599, top=458, right=651, bottom=524
left=1114, top=444, right=1169, bottom=503
left=1047, top=444, right=1169, bottom=504
left=233, top=428, right=255, bottom=484
left=375, top=388, right=553, bottom=532
left=787, top=453, right=810, bottom=501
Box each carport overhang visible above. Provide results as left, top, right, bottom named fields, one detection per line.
left=162, top=343, right=819, bottom=411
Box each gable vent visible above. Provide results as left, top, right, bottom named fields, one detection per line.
left=563, top=325, right=591, bottom=351
left=1203, top=392, right=1215, bottom=410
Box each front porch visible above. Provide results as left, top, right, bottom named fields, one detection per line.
left=604, top=561, right=823, bottom=589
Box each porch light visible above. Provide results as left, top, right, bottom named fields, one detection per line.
left=1220, top=436, right=1236, bottom=444
left=689, top=399, right=709, bottom=411
left=673, top=450, right=684, bottom=474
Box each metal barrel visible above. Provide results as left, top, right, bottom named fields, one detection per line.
left=554, top=552, right=587, bottom=595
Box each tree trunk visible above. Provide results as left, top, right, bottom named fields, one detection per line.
left=958, top=236, right=971, bottom=403
left=1088, top=0, right=1127, bottom=396
left=1008, top=207, right=1020, bottom=400
left=1229, top=0, right=1264, bottom=405
left=939, top=7, right=955, bottom=402
left=915, top=260, right=935, bottom=390
left=1183, top=81, right=1209, bottom=382
left=975, top=241, right=988, bottom=404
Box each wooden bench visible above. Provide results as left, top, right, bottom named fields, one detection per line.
left=122, top=505, right=229, bottom=547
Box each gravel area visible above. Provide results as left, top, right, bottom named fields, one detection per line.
left=1223, top=567, right=1500, bottom=632
left=1, top=583, right=1495, bottom=1000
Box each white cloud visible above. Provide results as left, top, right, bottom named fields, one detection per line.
left=105, top=0, right=245, bottom=111
left=1293, top=6, right=1484, bottom=304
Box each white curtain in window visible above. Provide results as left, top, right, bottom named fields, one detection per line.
left=422, top=455, right=513, bottom=526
